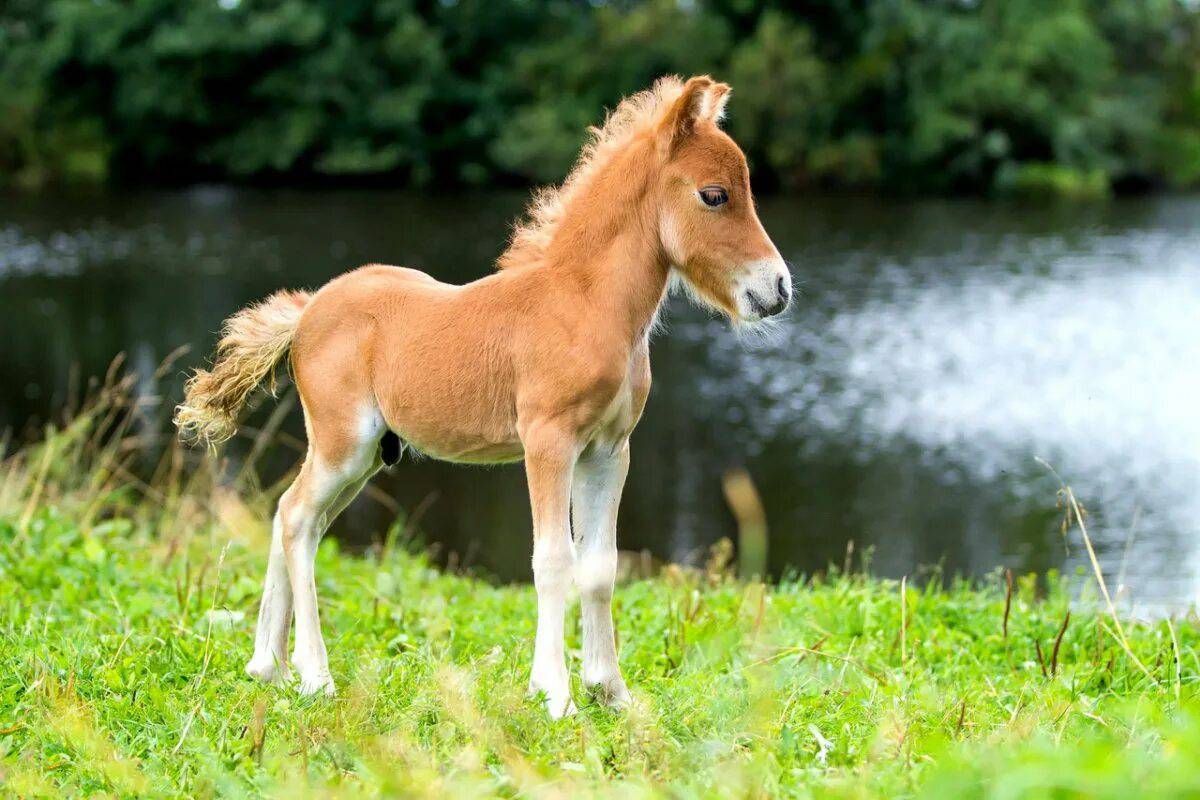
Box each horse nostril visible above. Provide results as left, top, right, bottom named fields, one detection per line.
left=777, top=274, right=791, bottom=302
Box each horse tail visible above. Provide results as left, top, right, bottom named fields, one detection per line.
left=175, top=289, right=313, bottom=449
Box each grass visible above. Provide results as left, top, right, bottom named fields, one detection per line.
left=3, top=374, right=1200, bottom=798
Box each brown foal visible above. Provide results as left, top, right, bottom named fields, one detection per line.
left=176, top=75, right=791, bottom=716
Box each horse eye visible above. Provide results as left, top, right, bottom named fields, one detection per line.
left=699, top=186, right=728, bottom=207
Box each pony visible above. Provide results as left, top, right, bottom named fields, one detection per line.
left=175, top=75, right=791, bottom=717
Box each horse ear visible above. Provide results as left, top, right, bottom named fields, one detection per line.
left=706, top=83, right=731, bottom=124
left=658, top=75, right=715, bottom=153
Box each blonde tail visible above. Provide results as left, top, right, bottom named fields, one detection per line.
left=174, top=289, right=312, bottom=448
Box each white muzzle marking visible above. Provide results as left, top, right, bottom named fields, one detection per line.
left=736, top=258, right=792, bottom=321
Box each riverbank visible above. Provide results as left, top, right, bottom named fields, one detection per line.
left=2, top=387, right=1200, bottom=797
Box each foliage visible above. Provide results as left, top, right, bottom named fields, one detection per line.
left=994, top=162, right=1112, bottom=200
left=1, top=0, right=1199, bottom=195
left=3, top=375, right=1200, bottom=797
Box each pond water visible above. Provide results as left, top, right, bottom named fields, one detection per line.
left=2, top=188, right=1198, bottom=611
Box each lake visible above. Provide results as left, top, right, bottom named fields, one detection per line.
left=3, top=188, right=1198, bottom=611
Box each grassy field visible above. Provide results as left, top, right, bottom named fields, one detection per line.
left=3, top=381, right=1200, bottom=798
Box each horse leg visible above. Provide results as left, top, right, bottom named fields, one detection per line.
left=572, top=441, right=632, bottom=707
left=523, top=422, right=579, bottom=718
left=245, top=510, right=294, bottom=683
left=246, top=444, right=379, bottom=688
left=278, top=406, right=383, bottom=696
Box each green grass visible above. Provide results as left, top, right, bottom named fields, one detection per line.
left=3, top=380, right=1200, bottom=798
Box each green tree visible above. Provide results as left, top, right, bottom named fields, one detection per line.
left=1, top=0, right=1197, bottom=195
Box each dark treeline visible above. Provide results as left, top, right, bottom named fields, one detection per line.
left=2, top=0, right=1198, bottom=196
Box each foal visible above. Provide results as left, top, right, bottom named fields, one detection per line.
left=176, top=75, right=791, bottom=717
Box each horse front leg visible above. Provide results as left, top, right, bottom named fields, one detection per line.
left=523, top=423, right=579, bottom=718
left=572, top=441, right=632, bottom=707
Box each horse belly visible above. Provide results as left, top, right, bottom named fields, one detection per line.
left=378, top=354, right=523, bottom=464
left=402, top=423, right=525, bottom=465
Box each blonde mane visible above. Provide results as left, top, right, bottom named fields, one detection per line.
left=496, top=76, right=687, bottom=271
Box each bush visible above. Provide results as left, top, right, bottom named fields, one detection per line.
left=993, top=162, right=1112, bottom=199
left=1, top=0, right=1198, bottom=194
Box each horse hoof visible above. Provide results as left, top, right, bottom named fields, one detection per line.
left=529, top=681, right=576, bottom=719
left=586, top=677, right=632, bottom=709
left=296, top=671, right=336, bottom=697
left=245, top=656, right=289, bottom=684
left=547, top=695, right=578, bottom=719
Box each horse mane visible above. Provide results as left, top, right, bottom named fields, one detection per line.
left=496, top=76, right=687, bottom=271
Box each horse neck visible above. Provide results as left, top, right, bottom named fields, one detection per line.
left=545, top=146, right=670, bottom=344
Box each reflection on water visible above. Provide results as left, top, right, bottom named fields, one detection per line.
left=2, top=188, right=1198, bottom=610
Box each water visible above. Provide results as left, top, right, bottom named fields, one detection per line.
left=3, top=188, right=1198, bottom=610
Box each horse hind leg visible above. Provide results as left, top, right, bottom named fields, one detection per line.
left=244, top=447, right=376, bottom=686
left=260, top=403, right=383, bottom=695
left=246, top=448, right=379, bottom=687
left=245, top=510, right=295, bottom=683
